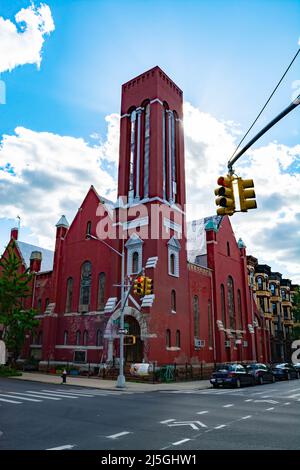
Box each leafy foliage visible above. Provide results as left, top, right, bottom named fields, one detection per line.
left=0, top=241, right=39, bottom=362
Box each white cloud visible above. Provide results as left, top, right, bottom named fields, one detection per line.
left=0, top=3, right=54, bottom=73
left=0, top=124, right=117, bottom=249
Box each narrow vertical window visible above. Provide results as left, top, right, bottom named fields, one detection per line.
left=176, top=330, right=181, bottom=348
left=193, top=295, right=200, bottom=338
left=76, top=330, right=81, bottom=346
left=237, top=289, right=243, bottom=330
left=64, top=330, right=68, bottom=345
left=171, top=290, right=176, bottom=312
left=132, top=251, right=139, bottom=274
left=143, top=103, right=150, bottom=198
left=97, top=272, right=106, bottom=311
left=162, top=106, right=167, bottom=200
left=79, top=261, right=92, bottom=310
left=208, top=301, right=213, bottom=347
left=45, top=298, right=49, bottom=310
left=166, top=329, right=171, bottom=348
left=129, top=109, right=136, bottom=198
left=221, top=284, right=226, bottom=328
left=37, top=298, right=42, bottom=312
left=170, top=253, right=175, bottom=275
left=38, top=331, right=43, bottom=345
left=83, top=330, right=88, bottom=346
left=86, top=221, right=92, bottom=236
left=227, top=242, right=230, bottom=257
left=96, top=329, right=103, bottom=347
left=66, top=277, right=73, bottom=313
left=227, top=276, right=235, bottom=330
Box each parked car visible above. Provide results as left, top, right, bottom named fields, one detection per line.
left=246, top=363, right=275, bottom=385
left=210, top=364, right=255, bottom=388
left=293, top=363, right=300, bottom=372
left=272, top=363, right=300, bottom=381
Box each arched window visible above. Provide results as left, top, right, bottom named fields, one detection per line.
left=132, top=251, right=139, bottom=274
left=237, top=289, right=243, bottom=330
left=37, top=298, right=42, bottom=312
left=227, top=242, right=230, bottom=257
left=96, top=329, right=103, bottom=347
left=281, top=289, right=286, bottom=300
left=143, top=102, right=150, bottom=198
left=270, top=283, right=276, bottom=296
left=227, top=276, right=235, bottom=330
left=97, top=272, right=106, bottom=311
left=79, top=261, right=92, bottom=310
left=176, top=330, right=181, bottom=348
left=65, top=277, right=73, bottom=313
left=129, top=109, right=137, bottom=198
left=63, top=330, right=68, bottom=345
left=45, top=298, right=49, bottom=310
left=167, top=110, right=177, bottom=203
left=86, top=221, right=92, bottom=236
left=193, top=295, right=200, bottom=338
left=166, top=329, right=171, bottom=348
left=208, top=301, right=213, bottom=347
left=83, top=330, right=89, bottom=346
left=221, top=284, right=226, bottom=328
left=76, top=330, right=81, bottom=346
left=257, top=276, right=263, bottom=290
left=171, top=290, right=176, bottom=312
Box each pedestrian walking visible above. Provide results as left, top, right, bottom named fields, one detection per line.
left=61, top=369, right=67, bottom=384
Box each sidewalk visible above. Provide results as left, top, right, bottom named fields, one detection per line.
left=11, top=372, right=211, bottom=392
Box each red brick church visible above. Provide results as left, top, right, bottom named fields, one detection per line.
left=1, top=66, right=270, bottom=371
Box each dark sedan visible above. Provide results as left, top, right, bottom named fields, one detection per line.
left=272, top=363, right=300, bottom=381
left=210, top=364, right=254, bottom=388
left=246, top=363, right=275, bottom=385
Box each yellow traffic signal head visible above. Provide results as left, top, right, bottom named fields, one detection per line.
left=215, top=174, right=236, bottom=216
left=144, top=277, right=153, bottom=295
left=237, top=178, right=257, bottom=212
left=133, top=276, right=145, bottom=296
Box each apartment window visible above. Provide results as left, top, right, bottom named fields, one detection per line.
left=281, top=289, right=286, bottom=300
left=257, top=277, right=263, bottom=290
left=270, top=283, right=276, bottom=296
left=79, top=261, right=92, bottom=309
left=193, top=295, right=200, bottom=338
left=97, top=272, right=106, bottom=311
left=272, top=303, right=277, bottom=315
left=65, top=277, right=73, bottom=313
left=259, top=297, right=265, bottom=312
left=176, top=330, right=181, bottom=348
left=171, top=290, right=176, bottom=312
left=63, top=330, right=68, bottom=345
left=166, top=329, right=171, bottom=348
left=221, top=284, right=226, bottom=328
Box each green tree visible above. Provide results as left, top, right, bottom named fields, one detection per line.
left=292, top=286, right=300, bottom=340
left=0, top=241, right=39, bottom=364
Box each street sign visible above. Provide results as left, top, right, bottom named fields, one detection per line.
left=118, top=329, right=128, bottom=335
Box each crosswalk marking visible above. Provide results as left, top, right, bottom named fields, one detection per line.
left=106, top=431, right=131, bottom=439
left=41, top=389, right=95, bottom=397
left=0, top=393, right=42, bottom=402
left=25, top=391, right=79, bottom=399
left=21, top=393, right=61, bottom=400
left=0, top=397, right=22, bottom=404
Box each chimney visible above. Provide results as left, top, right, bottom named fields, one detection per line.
left=11, top=227, right=18, bottom=240
left=30, top=251, right=42, bottom=272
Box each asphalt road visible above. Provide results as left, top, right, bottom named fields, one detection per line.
left=0, top=377, right=299, bottom=450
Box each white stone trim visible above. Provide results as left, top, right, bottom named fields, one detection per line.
left=150, top=98, right=164, bottom=106
left=55, top=345, right=104, bottom=350
left=166, top=347, right=181, bottom=351
left=164, top=218, right=182, bottom=235
left=120, top=113, right=130, bottom=119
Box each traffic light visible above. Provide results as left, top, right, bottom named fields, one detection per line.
left=214, top=175, right=235, bottom=216
left=133, top=276, right=145, bottom=296
left=237, top=178, right=257, bottom=212
left=144, top=277, right=153, bottom=295
left=124, top=335, right=136, bottom=346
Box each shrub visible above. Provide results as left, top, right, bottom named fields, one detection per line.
left=0, top=365, right=22, bottom=377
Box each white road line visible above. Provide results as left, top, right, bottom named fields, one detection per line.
left=215, top=424, right=227, bottom=429
left=1, top=393, right=41, bottom=402
left=197, top=411, right=209, bottom=415
left=160, top=419, right=175, bottom=424
left=0, top=397, right=21, bottom=404
left=172, top=438, right=191, bottom=446
left=21, top=393, right=61, bottom=401
left=245, top=399, right=253, bottom=402
left=283, top=402, right=290, bottom=405
left=223, top=404, right=234, bottom=408
left=266, top=407, right=274, bottom=411
left=285, top=388, right=300, bottom=393
left=106, top=431, right=131, bottom=439
left=286, top=393, right=300, bottom=399
left=47, top=445, right=75, bottom=450
left=26, top=391, right=78, bottom=399
left=42, top=389, right=94, bottom=397
left=241, top=415, right=252, bottom=420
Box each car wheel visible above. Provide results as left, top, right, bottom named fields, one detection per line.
left=236, top=378, right=241, bottom=389
left=259, top=376, right=264, bottom=385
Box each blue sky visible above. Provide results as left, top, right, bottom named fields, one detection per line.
left=0, top=0, right=300, bottom=281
